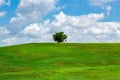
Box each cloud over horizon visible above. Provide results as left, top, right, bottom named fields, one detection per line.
left=0, top=0, right=120, bottom=46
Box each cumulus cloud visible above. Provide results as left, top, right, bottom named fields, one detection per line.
left=0, top=11, right=7, bottom=17
left=17, top=0, right=57, bottom=20
left=106, top=6, right=112, bottom=15
left=1, top=37, right=16, bottom=45
left=90, top=0, right=114, bottom=7
left=20, top=23, right=51, bottom=39
left=1, top=0, right=120, bottom=46
left=9, top=0, right=57, bottom=33
left=0, top=27, right=10, bottom=35
left=50, top=12, right=120, bottom=42
left=90, top=0, right=115, bottom=15
left=1, top=11, right=120, bottom=46
left=52, top=12, right=104, bottom=27
left=0, top=27, right=10, bottom=46
left=14, top=12, right=120, bottom=43
left=0, top=0, right=10, bottom=6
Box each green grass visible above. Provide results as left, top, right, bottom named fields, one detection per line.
left=0, top=43, right=120, bottom=80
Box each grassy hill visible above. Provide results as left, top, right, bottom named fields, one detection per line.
left=0, top=43, right=120, bottom=80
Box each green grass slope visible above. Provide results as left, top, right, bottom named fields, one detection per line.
left=0, top=43, right=120, bottom=80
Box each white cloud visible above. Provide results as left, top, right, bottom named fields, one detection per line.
left=20, top=23, right=50, bottom=38
left=84, top=22, right=118, bottom=35
left=17, top=0, right=57, bottom=20
left=106, top=6, right=112, bottom=15
left=0, top=27, right=10, bottom=46
left=50, top=12, right=120, bottom=42
left=0, top=0, right=10, bottom=6
left=90, top=0, right=115, bottom=15
left=0, top=27, right=10, bottom=35
left=1, top=0, right=120, bottom=46
left=0, top=11, right=7, bottom=17
left=16, top=12, right=120, bottom=43
left=1, top=37, right=16, bottom=45
left=52, top=12, right=104, bottom=27
left=2, top=11, right=120, bottom=46
left=9, top=0, right=57, bottom=33
left=90, top=0, right=114, bottom=7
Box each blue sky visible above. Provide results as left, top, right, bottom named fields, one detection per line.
left=0, top=0, right=120, bottom=46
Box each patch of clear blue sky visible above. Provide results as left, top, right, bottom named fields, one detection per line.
left=0, top=0, right=120, bottom=26
left=58, top=0, right=102, bottom=15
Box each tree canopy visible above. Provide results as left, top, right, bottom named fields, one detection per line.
left=53, top=32, right=67, bottom=42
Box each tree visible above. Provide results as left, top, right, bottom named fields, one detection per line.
left=53, top=32, right=67, bottom=42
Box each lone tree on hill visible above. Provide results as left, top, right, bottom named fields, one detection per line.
left=53, top=32, right=67, bottom=42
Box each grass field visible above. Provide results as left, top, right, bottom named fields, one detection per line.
left=0, top=43, right=120, bottom=80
